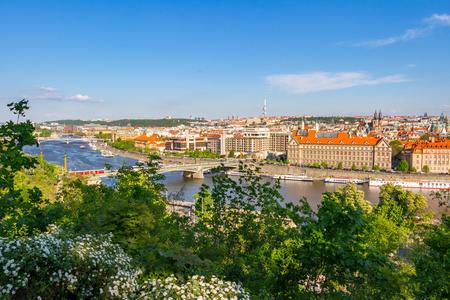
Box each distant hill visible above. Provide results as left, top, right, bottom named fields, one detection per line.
left=46, top=118, right=205, bottom=127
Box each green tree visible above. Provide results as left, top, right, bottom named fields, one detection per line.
left=326, top=182, right=372, bottom=213
left=313, top=162, right=320, bottom=168
left=375, top=183, right=430, bottom=227
left=373, top=165, right=381, bottom=171
left=298, top=192, right=395, bottom=298
left=362, top=165, right=368, bottom=170
left=411, top=166, right=417, bottom=172
left=0, top=100, right=51, bottom=237
left=396, top=160, right=409, bottom=172
left=228, top=150, right=235, bottom=158
left=351, top=163, right=357, bottom=170
left=389, top=140, right=403, bottom=160
left=422, top=165, right=430, bottom=173
left=337, top=161, right=343, bottom=169
left=321, top=161, right=328, bottom=168
left=420, top=133, right=431, bottom=140
left=180, top=163, right=306, bottom=298
left=411, top=216, right=450, bottom=299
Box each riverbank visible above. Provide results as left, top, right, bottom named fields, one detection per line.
left=100, top=142, right=450, bottom=182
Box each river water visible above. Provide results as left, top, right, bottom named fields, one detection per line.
left=24, top=139, right=441, bottom=212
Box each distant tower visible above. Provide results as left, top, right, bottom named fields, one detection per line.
left=263, top=97, right=267, bottom=118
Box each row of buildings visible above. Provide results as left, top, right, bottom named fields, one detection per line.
left=39, top=110, right=450, bottom=173
left=112, top=127, right=290, bottom=159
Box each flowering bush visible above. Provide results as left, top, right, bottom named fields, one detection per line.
left=0, top=225, right=141, bottom=299
left=139, top=274, right=251, bottom=299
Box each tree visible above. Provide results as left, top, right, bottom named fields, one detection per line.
left=298, top=192, right=395, bottom=298
left=422, top=165, right=430, bottom=173
left=411, top=167, right=417, bottom=172
left=396, top=160, right=409, bottom=172
left=321, top=161, right=328, bottom=168
left=228, top=150, right=235, bottom=158
left=313, top=162, right=320, bottom=168
left=0, top=100, right=51, bottom=237
left=375, top=183, right=430, bottom=227
left=420, top=134, right=431, bottom=140
left=411, top=216, right=450, bottom=299
left=325, top=182, right=372, bottom=213
left=351, top=163, right=357, bottom=170
left=389, top=140, right=403, bottom=160
left=337, top=162, right=343, bottom=169
left=362, top=165, right=368, bottom=170
left=373, top=165, right=381, bottom=171
left=180, top=162, right=307, bottom=298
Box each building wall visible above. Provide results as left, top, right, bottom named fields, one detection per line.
left=402, top=138, right=450, bottom=173
left=287, top=130, right=391, bottom=169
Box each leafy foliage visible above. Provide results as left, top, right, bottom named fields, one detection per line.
left=0, top=226, right=142, bottom=299
left=396, top=160, right=409, bottom=172
left=411, top=216, right=450, bottom=299
left=180, top=162, right=306, bottom=298
left=0, top=100, right=53, bottom=237
left=375, top=183, right=430, bottom=227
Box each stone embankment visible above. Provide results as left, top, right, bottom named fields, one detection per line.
left=98, top=142, right=450, bottom=181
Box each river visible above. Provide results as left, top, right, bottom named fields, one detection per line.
left=24, top=139, right=441, bottom=212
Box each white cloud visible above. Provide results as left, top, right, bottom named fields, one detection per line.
left=407, top=64, right=416, bottom=68
left=266, top=72, right=407, bottom=94
left=35, top=86, right=57, bottom=92
left=348, top=13, right=449, bottom=48
left=35, top=92, right=63, bottom=100
left=354, top=27, right=430, bottom=48
left=66, top=94, right=104, bottom=103
left=425, top=13, right=450, bottom=26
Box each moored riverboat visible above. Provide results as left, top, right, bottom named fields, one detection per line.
left=272, top=174, right=313, bottom=181
left=324, top=176, right=364, bottom=185
left=70, top=169, right=106, bottom=176
left=101, top=151, right=114, bottom=158
left=369, top=178, right=450, bottom=189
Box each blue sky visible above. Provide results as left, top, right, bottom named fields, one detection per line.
left=1, top=0, right=449, bottom=122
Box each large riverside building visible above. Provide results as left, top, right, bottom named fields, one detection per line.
left=402, top=138, right=450, bottom=173
left=287, top=130, right=391, bottom=169
left=133, top=134, right=166, bottom=152
left=111, top=128, right=142, bottom=142
left=165, top=135, right=208, bottom=152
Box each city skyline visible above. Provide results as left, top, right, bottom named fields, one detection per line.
left=1, top=0, right=450, bottom=122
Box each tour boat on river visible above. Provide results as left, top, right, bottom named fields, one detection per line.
left=324, top=176, right=364, bottom=185
left=101, top=151, right=114, bottom=158
left=369, top=178, right=450, bottom=190
left=272, top=174, right=313, bottom=182
left=70, top=169, right=106, bottom=176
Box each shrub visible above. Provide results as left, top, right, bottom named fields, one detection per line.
left=0, top=226, right=141, bottom=299
left=139, top=274, right=251, bottom=299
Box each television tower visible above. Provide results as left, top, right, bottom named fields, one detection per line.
left=263, top=97, right=267, bottom=118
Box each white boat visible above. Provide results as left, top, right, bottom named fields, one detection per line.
left=272, top=174, right=313, bottom=181
left=101, top=151, right=114, bottom=158
left=226, top=170, right=246, bottom=176
left=324, top=176, right=364, bottom=185
left=369, top=178, right=450, bottom=190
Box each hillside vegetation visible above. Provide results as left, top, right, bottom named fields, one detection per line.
left=1, top=100, right=449, bottom=299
